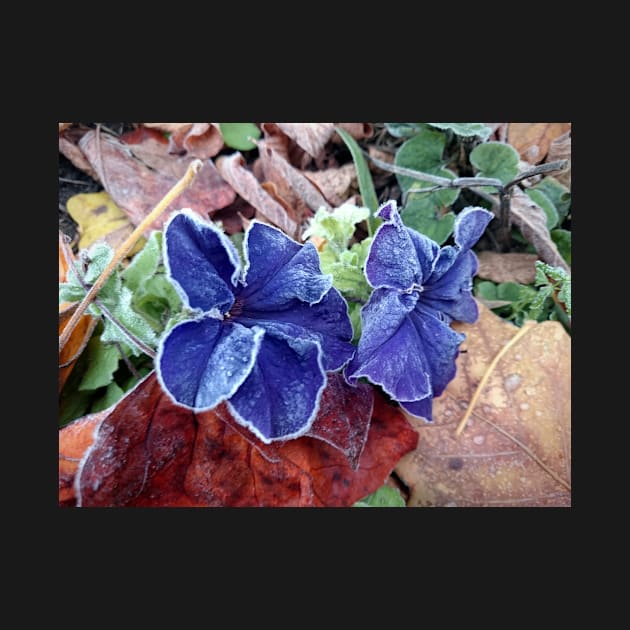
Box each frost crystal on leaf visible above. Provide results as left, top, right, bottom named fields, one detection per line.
left=345, top=200, right=493, bottom=422
left=156, top=210, right=355, bottom=443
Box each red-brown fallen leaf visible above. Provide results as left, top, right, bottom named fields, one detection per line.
left=476, top=251, right=539, bottom=284
left=78, top=129, right=236, bottom=234
left=215, top=152, right=298, bottom=238
left=59, top=122, right=73, bottom=133
left=58, top=233, right=97, bottom=393
left=120, top=126, right=187, bottom=178
left=211, top=197, right=256, bottom=235
left=546, top=130, right=571, bottom=188
left=260, top=123, right=291, bottom=161
left=276, top=123, right=335, bottom=159
left=508, top=123, right=571, bottom=164
left=395, top=302, right=571, bottom=507
left=61, top=372, right=417, bottom=507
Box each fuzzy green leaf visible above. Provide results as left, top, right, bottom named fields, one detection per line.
left=319, top=238, right=372, bottom=303
left=353, top=485, right=406, bottom=507
left=496, top=282, right=522, bottom=302
left=303, top=204, right=370, bottom=254
left=121, top=231, right=162, bottom=292
left=558, top=280, right=571, bottom=316
left=132, top=274, right=183, bottom=332
left=526, top=188, right=559, bottom=230
left=551, top=229, right=571, bottom=265
left=428, top=122, right=492, bottom=140
left=219, top=123, right=261, bottom=151
left=476, top=281, right=498, bottom=300
left=229, top=231, right=245, bottom=265
left=78, top=337, right=121, bottom=391
left=100, top=286, right=158, bottom=355
left=470, top=142, right=520, bottom=185
left=83, top=242, right=115, bottom=284
left=59, top=282, right=86, bottom=303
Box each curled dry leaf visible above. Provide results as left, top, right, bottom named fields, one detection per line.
left=59, top=372, right=417, bottom=507
left=119, top=126, right=189, bottom=178
left=395, top=302, right=571, bottom=507
left=276, top=123, right=335, bottom=159
left=215, top=152, right=298, bottom=237
left=260, top=123, right=291, bottom=161
left=476, top=251, right=539, bottom=284
left=169, top=123, right=224, bottom=159
left=510, top=187, right=569, bottom=272
left=334, top=123, right=374, bottom=141
left=508, top=123, right=571, bottom=164
left=257, top=139, right=331, bottom=219
left=546, top=130, right=571, bottom=188
left=78, top=129, right=236, bottom=234
left=58, top=233, right=97, bottom=393
left=59, top=128, right=98, bottom=180
left=59, top=122, right=73, bottom=133
left=302, top=163, right=357, bottom=208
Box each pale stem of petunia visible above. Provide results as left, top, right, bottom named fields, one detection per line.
left=454, top=320, right=537, bottom=437
left=59, top=159, right=203, bottom=354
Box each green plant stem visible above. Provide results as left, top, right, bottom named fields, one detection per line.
left=59, top=159, right=202, bottom=354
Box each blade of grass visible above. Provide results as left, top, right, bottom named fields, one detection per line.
left=335, top=126, right=379, bottom=236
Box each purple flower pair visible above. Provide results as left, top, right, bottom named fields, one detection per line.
left=345, top=201, right=493, bottom=421
left=156, top=201, right=492, bottom=442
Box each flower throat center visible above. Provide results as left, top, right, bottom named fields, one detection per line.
left=225, top=296, right=245, bottom=319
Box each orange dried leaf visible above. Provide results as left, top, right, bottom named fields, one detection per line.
left=546, top=130, right=571, bottom=188
left=508, top=123, right=571, bottom=164
left=58, top=233, right=96, bottom=393
left=395, top=302, right=571, bottom=507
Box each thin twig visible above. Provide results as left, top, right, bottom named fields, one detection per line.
left=455, top=321, right=537, bottom=436
left=504, top=160, right=569, bottom=190
left=476, top=413, right=571, bottom=491
left=59, top=159, right=203, bottom=353
left=114, top=341, right=143, bottom=378
left=59, top=177, right=93, bottom=186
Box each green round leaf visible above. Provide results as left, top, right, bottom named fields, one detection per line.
left=526, top=188, right=559, bottom=230
left=395, top=128, right=449, bottom=192
left=470, top=142, right=520, bottom=184
left=219, top=123, right=261, bottom=150
left=385, top=123, right=427, bottom=138
left=551, top=229, right=571, bottom=265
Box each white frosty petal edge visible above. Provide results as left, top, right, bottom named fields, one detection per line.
left=162, top=208, right=243, bottom=295
left=154, top=316, right=264, bottom=413
left=226, top=337, right=328, bottom=445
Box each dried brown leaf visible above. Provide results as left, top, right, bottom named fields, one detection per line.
left=258, top=139, right=331, bottom=218
left=476, top=251, right=539, bottom=284
left=395, top=302, right=571, bottom=507
left=59, top=133, right=98, bottom=180
left=170, top=122, right=224, bottom=159
left=59, top=123, right=73, bottom=133
left=546, top=130, right=571, bottom=188
left=215, top=152, right=298, bottom=237
left=78, top=130, right=235, bottom=234
left=302, top=163, right=357, bottom=207
left=508, top=123, right=571, bottom=164
left=260, top=123, right=291, bottom=160
left=334, top=123, right=374, bottom=140
left=143, top=122, right=192, bottom=134
left=510, top=187, right=569, bottom=272
left=276, top=123, right=335, bottom=159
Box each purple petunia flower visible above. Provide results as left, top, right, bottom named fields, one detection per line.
left=345, top=200, right=493, bottom=422
left=156, top=210, right=355, bottom=443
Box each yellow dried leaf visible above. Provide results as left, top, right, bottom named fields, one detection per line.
left=66, top=192, right=145, bottom=254
left=395, top=302, right=571, bottom=507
